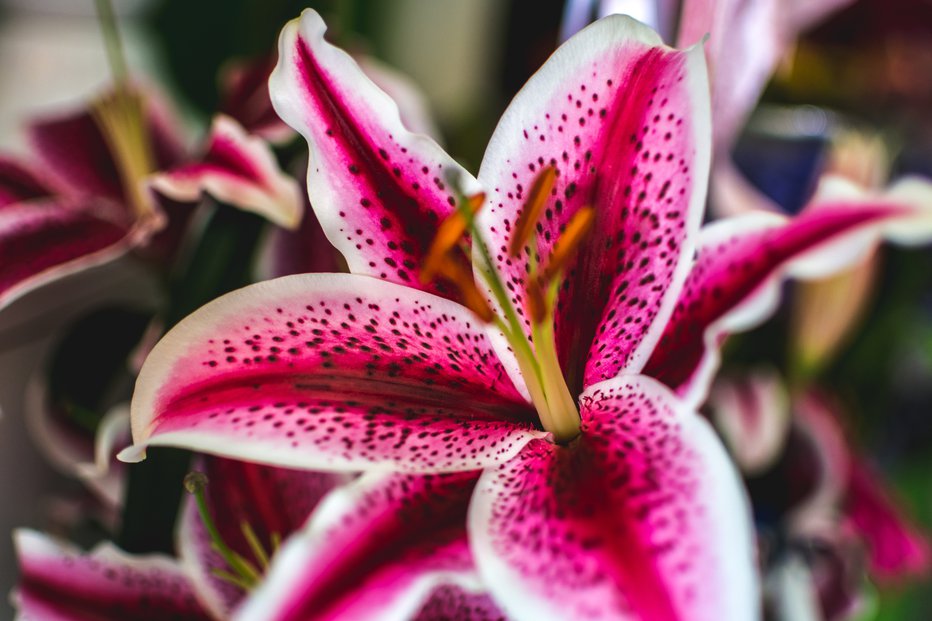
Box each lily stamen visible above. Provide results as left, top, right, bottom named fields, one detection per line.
left=183, top=471, right=278, bottom=591
left=430, top=253, right=495, bottom=322
left=421, top=191, right=485, bottom=284
left=540, top=206, right=596, bottom=284
left=91, top=90, right=157, bottom=221
left=509, top=165, right=557, bottom=257
left=92, top=0, right=157, bottom=222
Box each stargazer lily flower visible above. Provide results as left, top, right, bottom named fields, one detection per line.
left=121, top=9, right=932, bottom=620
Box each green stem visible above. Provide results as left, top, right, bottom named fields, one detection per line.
left=94, top=0, right=129, bottom=90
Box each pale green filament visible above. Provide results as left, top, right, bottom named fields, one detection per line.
left=183, top=472, right=280, bottom=592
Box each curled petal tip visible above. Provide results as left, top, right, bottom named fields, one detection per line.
left=117, top=444, right=146, bottom=463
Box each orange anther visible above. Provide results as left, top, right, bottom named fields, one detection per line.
left=541, top=206, right=596, bottom=284
left=431, top=254, right=494, bottom=322
left=525, top=277, right=548, bottom=324
left=509, top=166, right=557, bottom=257
left=421, top=192, right=485, bottom=283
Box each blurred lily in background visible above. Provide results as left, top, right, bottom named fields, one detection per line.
left=711, top=372, right=930, bottom=620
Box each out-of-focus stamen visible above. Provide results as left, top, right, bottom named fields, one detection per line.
left=421, top=191, right=485, bottom=283
left=183, top=471, right=262, bottom=591
left=509, top=166, right=556, bottom=257
left=525, top=277, right=547, bottom=325
left=91, top=91, right=156, bottom=221
left=93, top=0, right=156, bottom=222
left=541, top=206, right=596, bottom=284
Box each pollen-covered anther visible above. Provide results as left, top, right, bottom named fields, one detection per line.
left=525, top=277, right=548, bottom=324
left=183, top=470, right=209, bottom=494
left=421, top=191, right=486, bottom=283
left=430, top=253, right=495, bottom=323
left=540, top=206, right=596, bottom=284
left=509, top=165, right=557, bottom=257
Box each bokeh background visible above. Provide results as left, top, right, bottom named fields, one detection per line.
left=0, top=0, right=931, bottom=619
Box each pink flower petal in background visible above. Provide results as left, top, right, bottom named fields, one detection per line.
left=220, top=55, right=295, bottom=145
left=149, top=115, right=303, bottom=230
left=709, top=368, right=790, bottom=474
left=269, top=10, right=481, bottom=301
left=0, top=197, right=154, bottom=312
left=469, top=375, right=756, bottom=621
left=13, top=529, right=211, bottom=620
left=0, top=156, right=58, bottom=207
left=235, top=471, right=501, bottom=621
left=845, top=453, right=931, bottom=581
left=123, top=273, right=542, bottom=471
left=27, top=86, right=186, bottom=206
left=476, top=16, right=710, bottom=388
left=645, top=177, right=932, bottom=408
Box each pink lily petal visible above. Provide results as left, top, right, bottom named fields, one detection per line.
left=28, top=86, right=185, bottom=205
left=709, top=368, right=790, bottom=475
left=220, top=55, right=295, bottom=144
left=13, top=529, right=210, bottom=621
left=469, top=375, right=757, bottom=621
left=645, top=177, right=932, bottom=408
left=475, top=15, right=710, bottom=391
left=0, top=197, right=157, bottom=312
left=845, top=459, right=931, bottom=581
left=236, top=471, right=498, bottom=621
left=150, top=115, right=303, bottom=230
left=178, top=457, right=348, bottom=617
left=124, top=273, right=543, bottom=472
left=0, top=156, right=58, bottom=207
left=411, top=586, right=507, bottom=621
left=269, top=9, right=481, bottom=299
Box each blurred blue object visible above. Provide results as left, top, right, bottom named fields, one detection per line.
left=731, top=105, right=833, bottom=215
